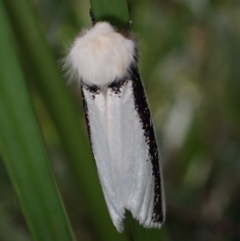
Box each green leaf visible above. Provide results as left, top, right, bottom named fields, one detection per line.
left=2, top=0, right=129, bottom=240
left=0, top=2, right=76, bottom=241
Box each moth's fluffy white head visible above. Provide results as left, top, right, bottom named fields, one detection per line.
left=66, top=22, right=136, bottom=86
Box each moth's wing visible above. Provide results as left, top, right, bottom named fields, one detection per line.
left=82, top=64, right=165, bottom=231
left=130, top=65, right=166, bottom=227
left=106, top=79, right=152, bottom=221
left=106, top=66, right=165, bottom=228
left=129, top=65, right=165, bottom=227
left=81, top=85, right=125, bottom=232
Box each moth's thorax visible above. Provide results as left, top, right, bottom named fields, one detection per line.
left=66, top=22, right=136, bottom=87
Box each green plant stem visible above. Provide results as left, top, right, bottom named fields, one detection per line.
left=90, top=0, right=129, bottom=27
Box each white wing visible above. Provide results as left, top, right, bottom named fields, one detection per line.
left=82, top=68, right=165, bottom=232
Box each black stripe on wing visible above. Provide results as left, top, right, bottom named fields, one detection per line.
left=80, top=84, right=100, bottom=162
left=130, top=64, right=165, bottom=224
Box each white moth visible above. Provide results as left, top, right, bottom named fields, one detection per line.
left=65, top=22, right=165, bottom=232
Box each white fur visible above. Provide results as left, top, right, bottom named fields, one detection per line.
left=66, top=22, right=136, bottom=86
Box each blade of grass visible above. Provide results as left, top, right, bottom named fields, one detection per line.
left=0, top=3, right=76, bottom=241
left=2, top=0, right=128, bottom=240
left=90, top=0, right=129, bottom=27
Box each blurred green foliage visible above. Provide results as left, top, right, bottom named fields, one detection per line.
left=0, top=0, right=240, bottom=241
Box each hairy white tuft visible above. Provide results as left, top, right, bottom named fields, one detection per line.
left=65, top=22, right=136, bottom=87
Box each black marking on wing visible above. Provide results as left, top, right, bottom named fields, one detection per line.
left=81, top=84, right=99, bottom=162
left=82, top=83, right=100, bottom=100
left=130, top=63, right=164, bottom=224
left=108, top=78, right=127, bottom=95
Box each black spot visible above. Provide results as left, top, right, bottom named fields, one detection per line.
left=82, top=84, right=100, bottom=100
left=83, top=84, right=100, bottom=94
left=108, top=78, right=127, bottom=94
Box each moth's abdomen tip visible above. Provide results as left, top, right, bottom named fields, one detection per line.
left=66, top=22, right=136, bottom=87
